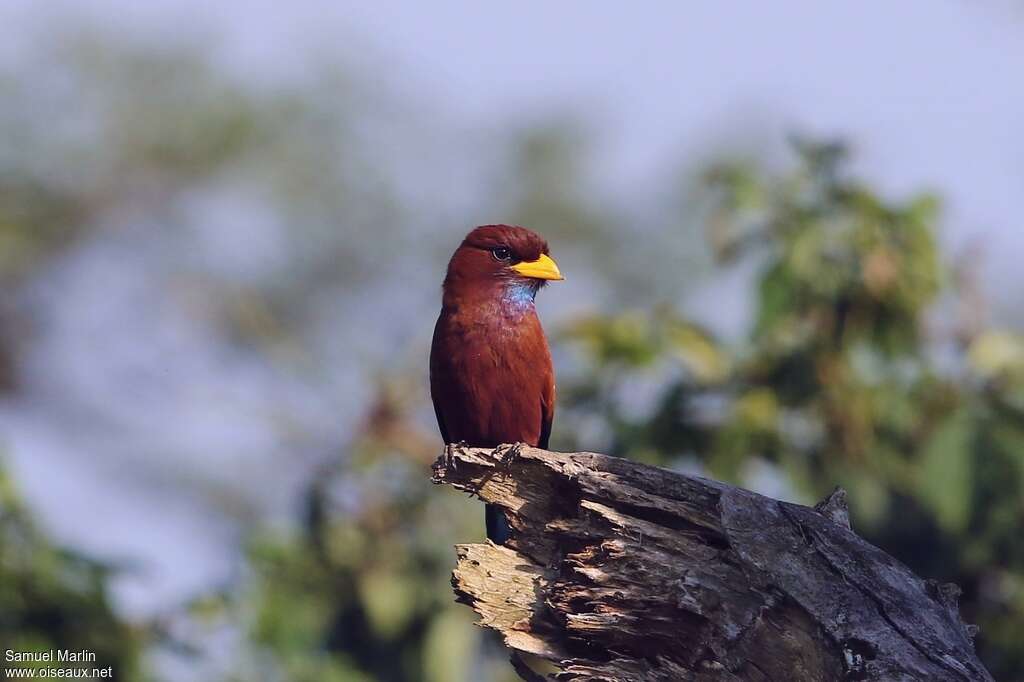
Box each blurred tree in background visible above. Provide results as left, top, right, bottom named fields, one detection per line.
left=0, top=31, right=547, bottom=682
left=560, top=140, right=1024, bottom=678
left=228, top=379, right=518, bottom=682
left=0, top=461, right=142, bottom=680
left=229, top=142, right=1024, bottom=680
left=0, top=27, right=1021, bottom=682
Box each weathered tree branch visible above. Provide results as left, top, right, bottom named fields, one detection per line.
left=431, top=444, right=991, bottom=682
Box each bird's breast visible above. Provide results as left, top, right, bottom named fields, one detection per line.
left=430, top=307, right=552, bottom=447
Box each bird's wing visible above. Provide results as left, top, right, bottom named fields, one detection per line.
left=432, top=396, right=451, bottom=444
left=538, top=373, right=555, bottom=450
left=429, top=347, right=452, bottom=444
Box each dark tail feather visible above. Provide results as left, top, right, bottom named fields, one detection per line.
left=485, top=503, right=511, bottom=544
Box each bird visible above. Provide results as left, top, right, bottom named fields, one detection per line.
left=430, top=224, right=563, bottom=544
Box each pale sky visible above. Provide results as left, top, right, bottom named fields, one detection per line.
left=8, top=0, right=1024, bottom=297
left=11, top=0, right=1020, bottom=314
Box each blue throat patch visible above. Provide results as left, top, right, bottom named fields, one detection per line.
left=502, top=280, right=539, bottom=312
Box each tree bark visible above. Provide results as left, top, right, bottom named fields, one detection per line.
left=431, top=443, right=991, bottom=682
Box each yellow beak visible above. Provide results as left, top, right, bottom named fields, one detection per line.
left=510, top=253, right=564, bottom=281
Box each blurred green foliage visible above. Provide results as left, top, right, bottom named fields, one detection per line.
left=231, top=141, right=1024, bottom=681
left=0, top=461, right=142, bottom=680
left=241, top=381, right=495, bottom=682
left=560, top=140, right=1024, bottom=679
left=0, top=30, right=1020, bottom=682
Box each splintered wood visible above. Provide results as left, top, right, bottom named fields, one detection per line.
left=432, top=444, right=991, bottom=682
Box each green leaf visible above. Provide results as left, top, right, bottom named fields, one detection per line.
left=969, top=331, right=1024, bottom=380
left=358, top=568, right=418, bottom=640
left=754, top=264, right=792, bottom=337
left=423, top=609, right=475, bottom=682
left=667, top=322, right=729, bottom=384
left=917, top=409, right=973, bottom=534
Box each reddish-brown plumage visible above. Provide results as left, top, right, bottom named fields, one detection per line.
left=430, top=225, right=561, bottom=541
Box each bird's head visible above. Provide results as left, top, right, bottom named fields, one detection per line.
left=442, top=225, right=563, bottom=308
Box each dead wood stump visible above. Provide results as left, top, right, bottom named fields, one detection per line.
left=431, top=444, right=991, bottom=682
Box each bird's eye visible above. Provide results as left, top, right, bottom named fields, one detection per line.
left=491, top=247, right=512, bottom=262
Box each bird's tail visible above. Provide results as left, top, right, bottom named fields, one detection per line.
left=485, top=503, right=511, bottom=544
